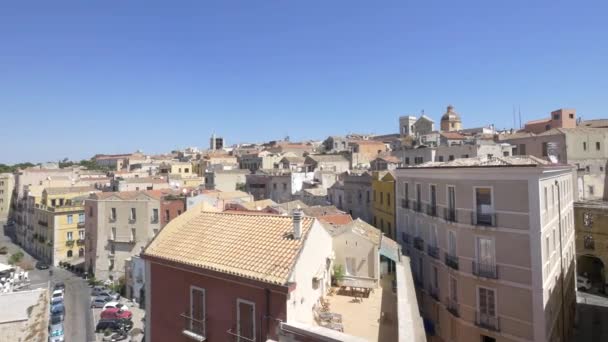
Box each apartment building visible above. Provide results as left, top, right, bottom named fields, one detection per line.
left=304, top=154, right=350, bottom=173
left=341, top=171, right=373, bottom=224
left=396, top=141, right=512, bottom=166
left=239, top=151, right=283, bottom=171
left=246, top=170, right=314, bottom=203
left=503, top=126, right=608, bottom=200
left=395, top=156, right=576, bottom=342
left=111, top=177, right=170, bottom=192
left=574, top=200, right=608, bottom=290
left=522, top=109, right=577, bottom=134
left=203, top=169, right=249, bottom=192
left=0, top=173, right=14, bottom=221
left=85, top=191, right=162, bottom=281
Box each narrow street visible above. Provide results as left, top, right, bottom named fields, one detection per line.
left=574, top=291, right=608, bottom=341
left=1, top=220, right=95, bottom=341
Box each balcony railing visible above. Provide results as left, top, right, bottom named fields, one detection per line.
left=443, top=207, right=457, bottom=223
left=65, top=240, right=75, bottom=247
left=445, top=253, right=459, bottom=270
left=77, top=239, right=85, bottom=246
left=429, top=286, right=439, bottom=301
left=427, top=245, right=439, bottom=259
left=226, top=328, right=255, bottom=342
left=472, top=261, right=498, bottom=279
left=129, top=218, right=136, bottom=224
left=475, top=312, right=500, bottom=331
left=412, top=201, right=422, bottom=212
left=38, top=220, right=48, bottom=227
left=471, top=211, right=496, bottom=227
left=446, top=297, right=459, bottom=317
left=414, top=237, right=425, bottom=251
left=180, top=313, right=207, bottom=341
left=426, top=204, right=437, bottom=217
left=77, top=222, right=85, bottom=228
left=401, top=198, right=410, bottom=209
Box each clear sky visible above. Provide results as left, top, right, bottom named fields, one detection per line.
left=1, top=1, right=607, bottom=164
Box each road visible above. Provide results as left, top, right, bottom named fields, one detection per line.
left=574, top=291, right=608, bottom=341
left=1, top=220, right=96, bottom=342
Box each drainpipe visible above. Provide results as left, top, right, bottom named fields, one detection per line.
left=555, top=180, right=567, bottom=341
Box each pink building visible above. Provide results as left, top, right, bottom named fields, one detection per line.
left=523, top=108, right=577, bottom=134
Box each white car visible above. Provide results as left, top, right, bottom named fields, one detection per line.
left=51, top=290, right=64, bottom=302
left=577, top=275, right=592, bottom=291
left=102, top=301, right=129, bottom=312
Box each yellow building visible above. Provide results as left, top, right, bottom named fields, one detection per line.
left=32, top=186, right=98, bottom=267
left=371, top=171, right=396, bottom=239
left=159, top=161, right=194, bottom=178
left=575, top=200, right=608, bottom=290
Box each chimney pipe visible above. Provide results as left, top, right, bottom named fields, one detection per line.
left=292, top=206, right=303, bottom=239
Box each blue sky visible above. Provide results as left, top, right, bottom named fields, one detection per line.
left=1, top=1, right=607, bottom=164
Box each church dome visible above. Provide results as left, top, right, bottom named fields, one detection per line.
left=441, top=105, right=462, bottom=122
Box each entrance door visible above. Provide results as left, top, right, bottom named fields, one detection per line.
left=237, top=299, right=255, bottom=341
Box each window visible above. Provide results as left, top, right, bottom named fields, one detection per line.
left=597, top=142, right=601, bottom=151
left=79, top=230, right=85, bottom=240
left=461, top=154, right=469, bottom=158
left=380, top=218, right=384, bottom=231
left=366, top=191, right=370, bottom=203
left=430, top=225, right=438, bottom=247
left=430, top=185, right=436, bottom=211
left=283, top=183, right=287, bottom=191
left=552, top=228, right=556, bottom=250
left=542, top=142, right=548, bottom=156
left=67, top=232, right=73, bottom=241
left=503, top=151, right=509, bottom=157
left=476, top=236, right=495, bottom=266
left=518, top=144, right=526, bottom=155
left=131, top=228, right=136, bottom=242
left=237, top=299, right=255, bottom=341
left=152, top=208, right=158, bottom=222
left=544, top=187, right=548, bottom=211
left=51, top=199, right=56, bottom=207
left=153, top=228, right=159, bottom=236
left=404, top=183, right=409, bottom=200
left=380, top=192, right=383, bottom=204
left=475, top=187, right=493, bottom=225
left=432, top=266, right=438, bottom=289
left=545, top=236, right=550, bottom=259
left=78, top=213, right=85, bottom=223
left=178, top=209, right=182, bottom=215
left=449, top=155, right=454, bottom=161
left=449, top=276, right=458, bottom=301
left=584, top=235, right=595, bottom=250
left=586, top=165, right=590, bottom=172
left=67, top=250, right=73, bottom=258
left=438, top=156, right=444, bottom=162
left=448, top=230, right=457, bottom=256
left=89, top=206, right=93, bottom=217
left=589, top=185, right=595, bottom=195
left=553, top=113, right=560, bottom=120
left=111, top=227, right=116, bottom=240
left=416, top=184, right=421, bottom=206
left=569, top=113, right=574, bottom=119
left=79, top=248, right=84, bottom=257
left=110, top=243, right=115, bottom=255
left=111, top=208, right=116, bottom=220
left=165, top=209, right=170, bottom=222
left=130, top=208, right=136, bottom=221
left=273, top=183, right=277, bottom=190
left=583, top=142, right=587, bottom=151
left=478, top=287, right=496, bottom=320
left=387, top=222, right=392, bottom=238
left=67, top=215, right=73, bottom=224
left=387, top=193, right=391, bottom=206
left=190, top=287, right=206, bottom=335
left=405, top=157, right=410, bottom=165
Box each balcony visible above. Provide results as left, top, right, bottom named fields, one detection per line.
left=38, top=220, right=48, bottom=227
left=426, top=204, right=437, bottom=217
left=475, top=312, right=500, bottom=331
left=412, top=201, right=422, bottom=212
left=429, top=286, right=439, bottom=301
left=181, top=313, right=207, bottom=341
left=443, top=207, right=456, bottom=223
left=65, top=240, right=75, bottom=247
left=472, top=261, right=498, bottom=279
left=446, top=297, right=459, bottom=317
left=413, top=237, right=425, bottom=251
left=471, top=211, right=496, bottom=227
left=427, top=245, right=439, bottom=259
left=445, top=253, right=459, bottom=270
left=109, top=216, right=116, bottom=223
left=77, top=222, right=85, bottom=228
left=151, top=216, right=159, bottom=224
left=77, top=239, right=85, bottom=246
left=129, top=218, right=136, bottom=224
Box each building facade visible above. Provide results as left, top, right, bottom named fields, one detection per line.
left=372, top=171, right=396, bottom=240
left=523, top=109, right=577, bottom=134
left=574, top=200, right=608, bottom=291
left=395, top=156, right=576, bottom=342
left=0, top=173, right=14, bottom=221
left=342, top=172, right=373, bottom=223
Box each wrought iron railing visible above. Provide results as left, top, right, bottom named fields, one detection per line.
left=445, top=253, right=459, bottom=270
left=475, top=312, right=500, bottom=331
left=471, top=211, right=496, bottom=227
left=427, top=245, right=439, bottom=259
left=472, top=261, right=498, bottom=279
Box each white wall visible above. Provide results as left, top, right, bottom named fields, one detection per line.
left=286, top=220, right=333, bottom=325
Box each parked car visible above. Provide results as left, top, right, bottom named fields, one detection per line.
left=103, top=302, right=129, bottom=311
left=101, top=330, right=128, bottom=341
left=50, top=296, right=63, bottom=306
left=95, top=318, right=133, bottom=333
left=91, top=285, right=106, bottom=296
left=91, top=296, right=111, bottom=308
left=101, top=308, right=133, bottom=320
left=51, top=289, right=64, bottom=301
left=95, top=291, right=120, bottom=302
left=53, top=282, right=65, bottom=292
left=48, top=321, right=65, bottom=342
left=50, top=313, right=63, bottom=325
left=35, top=261, right=49, bottom=270
left=50, top=303, right=65, bottom=317
left=577, top=275, right=592, bottom=291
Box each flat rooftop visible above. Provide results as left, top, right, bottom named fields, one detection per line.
left=318, top=274, right=398, bottom=341
left=0, top=289, right=45, bottom=323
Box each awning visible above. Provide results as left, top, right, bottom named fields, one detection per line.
left=63, top=257, right=85, bottom=266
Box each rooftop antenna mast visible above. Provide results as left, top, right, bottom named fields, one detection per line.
left=518, top=106, right=522, bottom=129
left=512, top=105, right=516, bottom=130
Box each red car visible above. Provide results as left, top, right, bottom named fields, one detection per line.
left=100, top=308, right=133, bottom=320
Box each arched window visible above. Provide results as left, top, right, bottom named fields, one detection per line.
left=79, top=248, right=84, bottom=257
left=67, top=250, right=73, bottom=258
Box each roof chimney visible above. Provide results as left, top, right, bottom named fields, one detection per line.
left=292, top=206, right=303, bottom=239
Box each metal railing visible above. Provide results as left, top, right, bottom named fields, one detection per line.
left=77, top=239, right=85, bottom=246
left=446, top=297, right=459, bottom=317
left=471, top=211, right=496, bottom=227
left=77, top=222, right=85, bottom=228
left=426, top=203, right=437, bottom=217
left=38, top=220, right=48, bottom=227
left=429, top=286, right=439, bottom=301
left=413, top=201, right=422, bottom=212
left=443, top=207, right=456, bottom=223
left=401, top=198, right=410, bottom=209
left=414, top=237, right=425, bottom=251
left=475, top=312, right=500, bottom=331
left=445, top=253, right=459, bottom=270
left=128, top=218, right=136, bottom=224
left=427, top=245, right=439, bottom=259
left=226, top=328, right=255, bottom=342
left=181, top=313, right=207, bottom=341
left=472, top=261, right=498, bottom=279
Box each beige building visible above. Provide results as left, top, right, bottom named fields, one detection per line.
left=574, top=200, right=608, bottom=290
left=203, top=169, right=249, bottom=192
left=85, top=191, right=162, bottom=281
left=111, top=176, right=170, bottom=192
left=503, top=126, right=608, bottom=200
left=395, top=156, right=576, bottom=342
left=0, top=173, right=14, bottom=221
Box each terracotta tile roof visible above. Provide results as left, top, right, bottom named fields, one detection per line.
left=325, top=218, right=382, bottom=245
left=143, top=211, right=315, bottom=285
left=302, top=205, right=344, bottom=217
left=306, top=154, right=349, bottom=163
left=91, top=190, right=166, bottom=201
left=318, top=214, right=353, bottom=226
left=239, top=199, right=277, bottom=211
left=440, top=132, right=466, bottom=140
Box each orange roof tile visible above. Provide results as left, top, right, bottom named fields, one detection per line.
left=143, top=211, right=315, bottom=285
left=318, top=214, right=353, bottom=226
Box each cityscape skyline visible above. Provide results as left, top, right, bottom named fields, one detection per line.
left=2, top=1, right=608, bottom=163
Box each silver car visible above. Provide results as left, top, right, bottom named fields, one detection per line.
left=91, top=296, right=110, bottom=308
left=48, top=321, right=64, bottom=342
